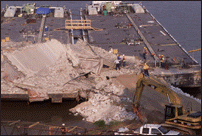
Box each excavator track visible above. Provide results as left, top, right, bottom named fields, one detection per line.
left=161, top=123, right=197, bottom=135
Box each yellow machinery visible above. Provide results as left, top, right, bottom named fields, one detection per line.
left=133, top=73, right=201, bottom=134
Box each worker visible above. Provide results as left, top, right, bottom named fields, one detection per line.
left=143, top=63, right=149, bottom=77
left=181, top=59, right=186, bottom=69
left=159, top=55, right=164, bottom=68
left=172, top=57, right=176, bottom=62
left=122, top=54, right=126, bottom=67
left=143, top=47, right=148, bottom=60
left=61, top=123, right=68, bottom=135
left=109, top=46, right=113, bottom=53
left=164, top=58, right=169, bottom=70
left=114, top=58, right=120, bottom=70
left=117, top=54, right=121, bottom=60
left=117, top=54, right=122, bottom=66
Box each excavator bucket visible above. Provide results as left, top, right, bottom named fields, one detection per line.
left=133, top=106, right=147, bottom=123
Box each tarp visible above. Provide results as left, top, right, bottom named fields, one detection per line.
left=36, top=7, right=50, bottom=14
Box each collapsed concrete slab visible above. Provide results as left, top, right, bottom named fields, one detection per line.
left=4, top=39, right=67, bottom=77
left=1, top=39, right=118, bottom=103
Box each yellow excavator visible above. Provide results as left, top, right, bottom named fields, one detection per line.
left=133, top=73, right=201, bottom=135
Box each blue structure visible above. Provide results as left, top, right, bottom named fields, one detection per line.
left=36, top=7, right=50, bottom=14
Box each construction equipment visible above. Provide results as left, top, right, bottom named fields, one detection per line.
left=133, top=73, right=201, bottom=135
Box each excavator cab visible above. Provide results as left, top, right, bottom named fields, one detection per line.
left=165, top=104, right=183, bottom=120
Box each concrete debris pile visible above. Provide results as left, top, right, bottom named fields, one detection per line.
left=67, top=39, right=103, bottom=74
left=1, top=38, right=141, bottom=123
left=2, top=38, right=200, bottom=126
left=3, top=39, right=68, bottom=77
left=70, top=79, right=138, bottom=124
left=1, top=38, right=139, bottom=99
left=1, top=39, right=102, bottom=98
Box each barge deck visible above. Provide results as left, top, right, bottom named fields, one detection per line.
left=85, top=3, right=201, bottom=87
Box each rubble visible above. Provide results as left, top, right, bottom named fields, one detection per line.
left=1, top=38, right=200, bottom=126
left=118, top=127, right=129, bottom=132
left=1, top=38, right=140, bottom=123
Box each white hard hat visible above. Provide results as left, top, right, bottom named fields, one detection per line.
left=62, top=123, right=65, bottom=126
left=123, top=54, right=125, bottom=56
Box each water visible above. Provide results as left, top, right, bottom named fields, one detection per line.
left=1, top=1, right=201, bottom=133
left=1, top=100, right=95, bottom=125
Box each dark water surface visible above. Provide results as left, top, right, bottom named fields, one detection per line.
left=1, top=100, right=81, bottom=124
left=1, top=1, right=201, bottom=134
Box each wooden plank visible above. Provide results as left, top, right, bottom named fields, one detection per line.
left=9, top=120, right=20, bottom=126
left=28, top=122, right=39, bottom=128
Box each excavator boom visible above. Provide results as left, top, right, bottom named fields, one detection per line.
left=132, top=73, right=201, bottom=134
left=133, top=73, right=181, bottom=108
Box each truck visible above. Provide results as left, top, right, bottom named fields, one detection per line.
left=133, top=124, right=181, bottom=135
left=132, top=73, right=201, bottom=135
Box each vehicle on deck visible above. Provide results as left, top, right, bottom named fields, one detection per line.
left=133, top=124, right=181, bottom=135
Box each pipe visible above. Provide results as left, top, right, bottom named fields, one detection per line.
left=69, top=9, right=74, bottom=44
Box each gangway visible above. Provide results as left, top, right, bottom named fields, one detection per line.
left=65, top=19, right=102, bottom=31
left=38, top=15, right=46, bottom=43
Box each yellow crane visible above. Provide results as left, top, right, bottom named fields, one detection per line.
left=133, top=73, right=201, bottom=135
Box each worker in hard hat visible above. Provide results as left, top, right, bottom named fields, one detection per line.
left=61, top=123, right=68, bottom=135
left=143, top=63, right=149, bottom=77
left=117, top=54, right=121, bottom=60
left=109, top=46, right=113, bottom=53
left=159, top=55, right=164, bottom=68
left=114, top=58, right=121, bottom=70
left=143, top=47, right=148, bottom=60
left=122, top=54, right=126, bottom=67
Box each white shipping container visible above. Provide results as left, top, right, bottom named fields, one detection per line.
left=88, top=5, right=98, bottom=15
left=132, top=4, right=145, bottom=13
left=54, top=7, right=64, bottom=18
left=4, top=6, right=17, bottom=17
